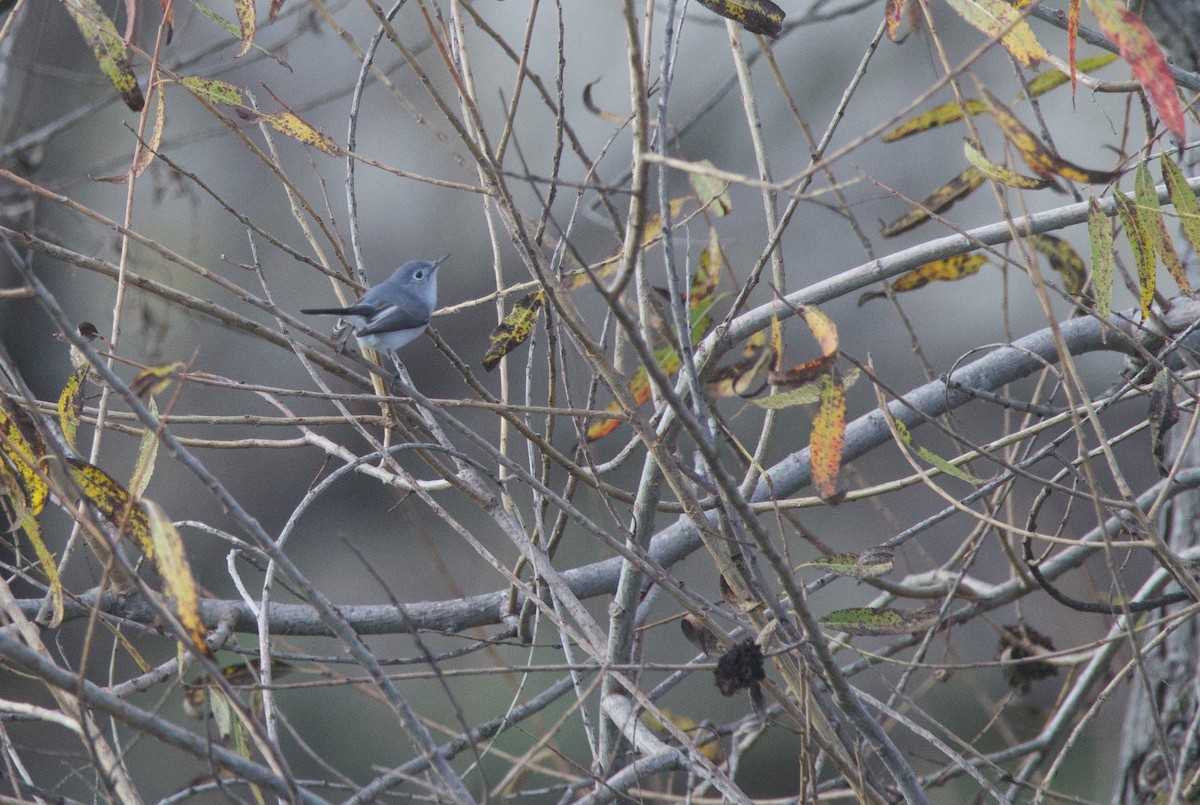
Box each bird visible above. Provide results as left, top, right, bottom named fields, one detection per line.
left=302, top=256, right=447, bottom=355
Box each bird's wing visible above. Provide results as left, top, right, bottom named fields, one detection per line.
left=354, top=302, right=430, bottom=336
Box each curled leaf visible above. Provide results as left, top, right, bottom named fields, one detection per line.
left=61, top=0, right=145, bottom=111
left=963, top=138, right=1056, bottom=190
left=801, top=549, right=895, bottom=579
left=1030, top=234, right=1086, bottom=297
left=57, top=365, right=91, bottom=453
left=982, top=88, right=1119, bottom=184
left=483, top=291, right=545, bottom=371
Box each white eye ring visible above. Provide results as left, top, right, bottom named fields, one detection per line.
left=414, top=270, right=426, bottom=279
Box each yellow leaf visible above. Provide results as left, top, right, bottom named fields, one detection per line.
left=130, top=399, right=160, bottom=500
left=858, top=254, right=987, bottom=305
left=942, top=0, right=1047, bottom=67
left=482, top=290, right=545, bottom=371
left=881, top=166, right=986, bottom=237
left=131, top=361, right=187, bottom=399
left=981, top=88, right=1119, bottom=184
left=1136, top=161, right=1191, bottom=296
left=1030, top=234, right=1086, bottom=297
left=0, top=398, right=47, bottom=517
left=265, top=112, right=343, bottom=157
left=180, top=76, right=245, bottom=107
left=57, top=365, right=90, bottom=453
left=145, top=501, right=210, bottom=656
left=810, top=373, right=846, bottom=503
left=962, top=138, right=1056, bottom=190
left=882, top=99, right=989, bottom=143
left=1021, top=53, right=1120, bottom=98
left=68, top=459, right=154, bottom=558
left=707, top=331, right=773, bottom=398
left=20, top=514, right=64, bottom=627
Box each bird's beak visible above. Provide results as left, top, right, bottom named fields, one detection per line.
left=433, top=254, right=450, bottom=268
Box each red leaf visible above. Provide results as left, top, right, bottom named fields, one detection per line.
left=1085, top=0, right=1185, bottom=139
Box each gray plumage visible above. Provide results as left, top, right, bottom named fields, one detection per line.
left=302, top=256, right=446, bottom=354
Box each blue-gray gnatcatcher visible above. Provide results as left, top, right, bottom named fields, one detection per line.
left=302, top=256, right=447, bottom=354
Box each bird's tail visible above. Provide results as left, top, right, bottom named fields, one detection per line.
left=301, top=306, right=355, bottom=316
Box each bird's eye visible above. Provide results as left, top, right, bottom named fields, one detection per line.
left=414, top=270, right=425, bottom=280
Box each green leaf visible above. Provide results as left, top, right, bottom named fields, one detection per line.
left=1088, top=197, right=1115, bottom=319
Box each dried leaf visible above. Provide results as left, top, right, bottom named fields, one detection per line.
left=61, top=0, right=145, bottom=111
left=810, top=373, right=846, bottom=503
left=1148, top=371, right=1179, bottom=477
left=707, top=330, right=773, bottom=398
left=820, top=606, right=942, bottom=636
left=1136, top=161, right=1191, bottom=296
left=858, top=254, right=988, bottom=305
left=483, top=290, right=545, bottom=371
left=1084, top=0, right=1185, bottom=139
left=234, top=0, right=256, bottom=57
left=884, top=0, right=918, bottom=42
left=942, top=0, right=1047, bottom=67
left=881, top=166, right=986, bottom=237
left=145, top=501, right=210, bottom=656
left=714, top=638, right=766, bottom=696
left=1114, top=189, right=1155, bottom=319
left=998, top=621, right=1059, bottom=692
left=982, top=89, right=1119, bottom=184
left=680, top=615, right=718, bottom=655
left=963, top=138, right=1056, bottom=190
left=695, top=0, right=785, bottom=37
left=1088, top=197, right=1115, bottom=319
left=582, top=80, right=626, bottom=124
left=97, top=79, right=166, bottom=183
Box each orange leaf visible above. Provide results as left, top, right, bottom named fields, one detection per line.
left=885, top=0, right=918, bottom=42
left=1084, top=0, right=1184, bottom=139
left=810, top=373, right=846, bottom=503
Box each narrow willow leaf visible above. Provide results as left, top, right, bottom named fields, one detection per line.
left=695, top=0, right=784, bottom=36
left=1148, top=371, right=1179, bottom=477
left=483, top=290, right=545, bottom=371
left=963, top=138, right=1055, bottom=190
left=1021, top=53, right=1119, bottom=99
left=264, top=112, right=343, bottom=156
left=234, top=0, right=256, bottom=57
left=1114, top=189, right=1155, bottom=319
left=1030, top=234, right=1086, bottom=297
left=800, top=549, right=896, bottom=579
left=68, top=459, right=153, bottom=558
left=982, top=89, right=1119, bottom=183
left=858, top=254, right=988, bottom=305
left=131, top=361, right=186, bottom=399
left=1135, top=162, right=1190, bottom=295
left=57, top=365, right=90, bottom=453
left=810, top=373, right=846, bottom=503
left=882, top=99, right=989, bottom=143
left=1088, top=197, right=1115, bottom=319
left=1160, top=152, right=1200, bottom=258
left=145, top=501, right=210, bottom=656
left=0, top=398, right=47, bottom=517
left=130, top=399, right=160, bottom=500
left=820, top=606, right=941, bottom=636
left=20, top=514, right=64, bottom=627
left=882, top=166, right=986, bottom=237
left=708, top=330, right=773, bottom=398
left=1084, top=0, right=1185, bottom=138
left=753, top=368, right=860, bottom=409
left=894, top=418, right=982, bottom=483
left=180, top=76, right=245, bottom=107
left=61, top=0, right=145, bottom=111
